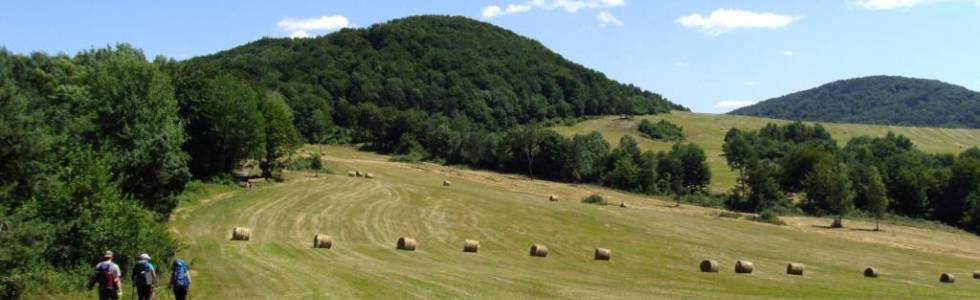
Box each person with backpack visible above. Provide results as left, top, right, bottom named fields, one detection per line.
left=87, top=250, right=122, bottom=300
left=168, top=258, right=192, bottom=300
left=131, top=253, right=157, bottom=300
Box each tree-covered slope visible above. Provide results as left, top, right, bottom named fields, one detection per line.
left=729, top=76, right=980, bottom=128
left=187, top=15, right=685, bottom=141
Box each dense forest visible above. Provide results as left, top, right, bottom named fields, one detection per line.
left=722, top=122, right=980, bottom=232
left=730, top=76, right=980, bottom=128
left=185, top=15, right=685, bottom=144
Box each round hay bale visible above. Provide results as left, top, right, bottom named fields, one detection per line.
left=396, top=237, right=417, bottom=251
left=549, top=195, right=559, bottom=202
left=529, top=244, right=548, bottom=257
left=974, top=271, right=980, bottom=280
left=786, top=263, right=804, bottom=276
left=940, top=273, right=955, bottom=283
left=619, top=202, right=628, bottom=208
left=864, top=267, right=879, bottom=278
left=347, top=171, right=356, bottom=177
left=355, top=171, right=363, bottom=177
left=463, top=239, right=480, bottom=253
left=735, top=260, right=754, bottom=274
left=313, top=234, right=333, bottom=249
left=365, top=173, right=374, bottom=179
left=594, top=248, right=611, bottom=261
left=231, top=227, right=251, bottom=241
left=443, top=180, right=452, bottom=186
left=699, top=260, right=719, bottom=273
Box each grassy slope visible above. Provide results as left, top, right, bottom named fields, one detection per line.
left=552, top=112, right=980, bottom=193
left=164, top=145, right=980, bottom=299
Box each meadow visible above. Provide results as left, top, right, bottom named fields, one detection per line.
left=162, top=145, right=980, bottom=299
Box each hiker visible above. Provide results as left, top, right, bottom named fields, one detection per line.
left=169, top=258, right=192, bottom=300
left=87, top=250, right=122, bottom=300
left=131, top=253, right=157, bottom=300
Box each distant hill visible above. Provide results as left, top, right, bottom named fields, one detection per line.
left=729, top=76, right=980, bottom=128
left=187, top=15, right=685, bottom=140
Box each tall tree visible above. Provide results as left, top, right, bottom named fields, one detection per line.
left=177, top=74, right=267, bottom=179
left=73, top=45, right=190, bottom=215
left=804, top=161, right=854, bottom=228
left=259, top=92, right=302, bottom=179
left=864, top=166, right=890, bottom=231
left=670, top=142, right=711, bottom=194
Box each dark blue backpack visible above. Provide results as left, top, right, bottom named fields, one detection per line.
left=172, top=259, right=190, bottom=288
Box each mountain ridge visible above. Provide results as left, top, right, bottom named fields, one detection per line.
left=729, top=75, right=980, bottom=128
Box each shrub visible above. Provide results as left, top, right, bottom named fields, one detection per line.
left=582, top=194, right=607, bottom=205
left=638, top=119, right=684, bottom=141
left=753, top=209, right=786, bottom=225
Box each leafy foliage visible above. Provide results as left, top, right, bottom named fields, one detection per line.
left=187, top=15, right=685, bottom=144
left=730, top=76, right=980, bottom=128
left=582, top=194, right=607, bottom=205
left=638, top=119, right=684, bottom=141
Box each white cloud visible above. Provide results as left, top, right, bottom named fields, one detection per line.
left=781, top=50, right=794, bottom=56
left=289, top=30, right=312, bottom=38
left=855, top=0, right=949, bottom=10
left=482, top=4, right=532, bottom=18
left=676, top=9, right=800, bottom=36
left=672, top=61, right=690, bottom=67
left=743, top=81, right=758, bottom=86
left=277, top=15, right=350, bottom=38
left=715, top=100, right=759, bottom=109
left=597, top=11, right=623, bottom=27
left=482, top=0, right=625, bottom=20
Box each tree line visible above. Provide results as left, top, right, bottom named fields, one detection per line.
left=723, top=122, right=980, bottom=231
left=0, top=45, right=308, bottom=298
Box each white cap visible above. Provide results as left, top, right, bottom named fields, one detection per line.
left=139, top=253, right=151, bottom=260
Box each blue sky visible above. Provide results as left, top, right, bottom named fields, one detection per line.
left=2, top=0, right=979, bottom=113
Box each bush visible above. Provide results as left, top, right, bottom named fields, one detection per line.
left=638, top=119, right=684, bottom=141
left=582, top=194, right=607, bottom=205
left=753, top=209, right=786, bottom=225
left=287, top=154, right=332, bottom=174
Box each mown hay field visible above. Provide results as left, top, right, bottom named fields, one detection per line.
left=165, top=145, right=980, bottom=299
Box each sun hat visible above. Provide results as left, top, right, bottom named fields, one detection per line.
left=138, top=253, right=151, bottom=260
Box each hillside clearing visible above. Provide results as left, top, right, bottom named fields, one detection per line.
left=167, top=145, right=980, bottom=299
left=552, top=112, right=980, bottom=192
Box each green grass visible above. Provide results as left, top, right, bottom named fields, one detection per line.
left=552, top=111, right=980, bottom=192
left=162, top=145, right=980, bottom=299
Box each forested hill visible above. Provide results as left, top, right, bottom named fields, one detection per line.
left=186, top=15, right=685, bottom=141
left=729, top=76, right=980, bottom=128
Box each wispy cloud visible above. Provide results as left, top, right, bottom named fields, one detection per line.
left=781, top=50, right=794, bottom=56
left=715, top=100, right=759, bottom=109
left=677, top=9, right=800, bottom=36
left=743, top=81, right=758, bottom=87
left=597, top=11, right=624, bottom=27
left=277, top=15, right=350, bottom=38
left=482, top=0, right=626, bottom=24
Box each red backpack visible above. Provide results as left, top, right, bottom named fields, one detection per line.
left=95, top=263, right=118, bottom=292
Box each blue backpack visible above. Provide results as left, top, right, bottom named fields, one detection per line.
left=172, top=259, right=190, bottom=288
